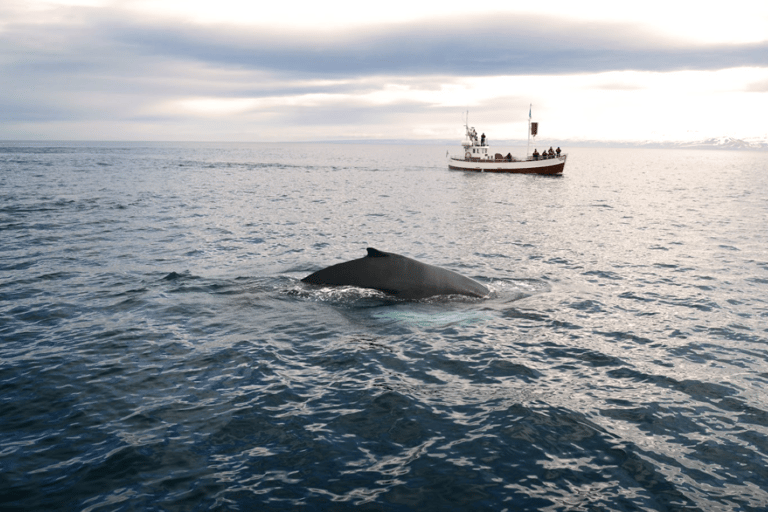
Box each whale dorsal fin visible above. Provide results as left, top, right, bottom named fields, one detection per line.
left=366, top=247, right=389, bottom=258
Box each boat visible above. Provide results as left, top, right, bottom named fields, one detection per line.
left=447, top=108, right=566, bottom=174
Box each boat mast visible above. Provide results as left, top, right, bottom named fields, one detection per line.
left=465, top=110, right=469, bottom=138
left=526, top=104, right=532, bottom=158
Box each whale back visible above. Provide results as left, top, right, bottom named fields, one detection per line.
left=302, top=248, right=488, bottom=299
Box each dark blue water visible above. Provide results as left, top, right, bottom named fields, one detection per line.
left=2, top=141, right=767, bottom=511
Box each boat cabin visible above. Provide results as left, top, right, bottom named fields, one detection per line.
left=461, top=126, right=493, bottom=160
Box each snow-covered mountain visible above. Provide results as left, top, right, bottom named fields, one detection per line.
left=670, top=137, right=767, bottom=150
left=530, top=136, right=768, bottom=150
left=337, top=136, right=768, bottom=150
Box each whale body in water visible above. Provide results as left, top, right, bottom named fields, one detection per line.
left=302, top=248, right=489, bottom=300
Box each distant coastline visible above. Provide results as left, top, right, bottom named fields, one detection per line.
left=3, top=138, right=766, bottom=150
left=315, top=137, right=768, bottom=151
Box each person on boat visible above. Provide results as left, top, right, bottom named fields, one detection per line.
left=548, top=147, right=555, bottom=158
left=556, top=147, right=561, bottom=157
left=481, top=133, right=486, bottom=146
left=533, top=149, right=539, bottom=160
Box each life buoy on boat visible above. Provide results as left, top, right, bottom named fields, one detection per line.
left=465, top=151, right=471, bottom=160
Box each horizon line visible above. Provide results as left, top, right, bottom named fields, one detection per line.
left=1, top=137, right=766, bottom=150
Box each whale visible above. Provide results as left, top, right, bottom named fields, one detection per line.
left=302, top=248, right=489, bottom=300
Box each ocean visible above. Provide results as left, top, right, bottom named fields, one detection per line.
left=1, top=141, right=767, bottom=511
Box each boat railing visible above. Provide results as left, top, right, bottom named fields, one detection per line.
left=456, top=153, right=566, bottom=162
left=530, top=154, right=565, bottom=161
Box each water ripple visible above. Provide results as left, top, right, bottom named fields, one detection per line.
left=2, top=143, right=768, bottom=510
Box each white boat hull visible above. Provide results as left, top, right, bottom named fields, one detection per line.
left=448, top=154, right=566, bottom=174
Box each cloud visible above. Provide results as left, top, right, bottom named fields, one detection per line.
left=2, top=3, right=767, bottom=141
left=590, top=82, right=646, bottom=91
left=746, top=79, right=768, bottom=92
left=106, top=15, right=768, bottom=77
left=4, top=6, right=768, bottom=80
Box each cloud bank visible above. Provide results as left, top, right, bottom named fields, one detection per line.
left=2, top=3, right=767, bottom=141
left=7, top=8, right=768, bottom=76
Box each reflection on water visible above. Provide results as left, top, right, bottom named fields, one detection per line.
left=1, top=142, right=767, bottom=510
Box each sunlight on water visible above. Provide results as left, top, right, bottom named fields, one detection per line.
left=1, top=142, right=767, bottom=510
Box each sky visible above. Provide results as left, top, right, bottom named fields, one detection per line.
left=2, top=0, right=768, bottom=142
